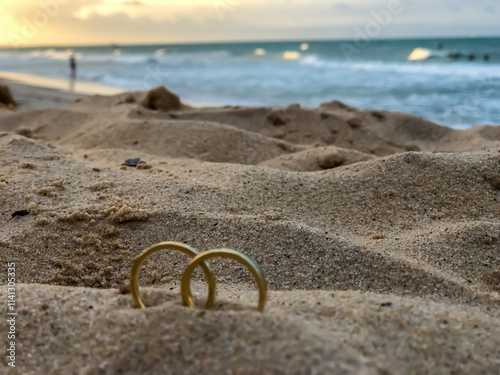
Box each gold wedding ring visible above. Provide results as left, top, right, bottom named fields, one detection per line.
left=130, top=242, right=268, bottom=312
left=130, top=241, right=216, bottom=309
left=181, top=249, right=268, bottom=312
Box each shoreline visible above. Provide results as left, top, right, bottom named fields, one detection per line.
left=0, top=71, right=213, bottom=110
left=0, top=71, right=126, bottom=96
left=0, top=71, right=126, bottom=111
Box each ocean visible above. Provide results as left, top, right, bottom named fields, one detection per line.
left=0, top=37, right=499, bottom=129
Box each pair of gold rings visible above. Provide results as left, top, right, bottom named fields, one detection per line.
left=130, top=242, right=268, bottom=311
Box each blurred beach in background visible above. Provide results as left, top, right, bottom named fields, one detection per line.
left=1, top=36, right=499, bottom=128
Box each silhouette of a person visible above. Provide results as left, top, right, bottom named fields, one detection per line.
left=70, top=54, right=77, bottom=80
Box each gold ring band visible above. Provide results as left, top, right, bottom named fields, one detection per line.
left=130, top=241, right=217, bottom=309
left=180, top=249, right=268, bottom=312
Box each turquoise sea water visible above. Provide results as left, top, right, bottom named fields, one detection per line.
left=0, top=37, right=499, bottom=129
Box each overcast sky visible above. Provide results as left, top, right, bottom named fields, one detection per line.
left=0, top=0, right=499, bottom=46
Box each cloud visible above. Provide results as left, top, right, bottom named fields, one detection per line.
left=448, top=5, right=463, bottom=13
left=333, top=3, right=352, bottom=11
left=122, top=1, right=145, bottom=6
left=484, top=5, right=496, bottom=14
left=1, top=0, right=499, bottom=46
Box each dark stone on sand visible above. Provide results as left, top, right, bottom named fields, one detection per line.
left=119, top=284, right=132, bottom=295
left=371, top=111, right=385, bottom=120
left=122, top=158, right=146, bottom=167
left=141, top=86, right=182, bottom=112
left=267, top=110, right=291, bottom=126
left=0, top=85, right=17, bottom=108
left=347, top=118, right=362, bottom=129
left=12, top=210, right=30, bottom=218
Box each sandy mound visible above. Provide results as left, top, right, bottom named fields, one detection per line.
left=2, top=133, right=499, bottom=304
left=59, top=118, right=300, bottom=164
left=0, top=109, right=89, bottom=141
left=1, top=87, right=500, bottom=374
left=2, top=284, right=498, bottom=374
left=261, top=145, right=375, bottom=171
left=2, top=86, right=499, bottom=163
left=132, top=101, right=500, bottom=155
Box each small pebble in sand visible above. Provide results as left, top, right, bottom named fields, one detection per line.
left=366, top=231, right=386, bottom=240
left=11, top=210, right=30, bottom=218
left=371, top=111, right=385, bottom=120
left=93, top=168, right=101, bottom=172
left=347, top=118, right=362, bottom=129
left=119, top=284, right=132, bottom=294
left=122, top=158, right=146, bottom=167
left=20, top=163, right=36, bottom=169
left=267, top=110, right=290, bottom=126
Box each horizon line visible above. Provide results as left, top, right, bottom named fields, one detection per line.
left=1, top=34, right=499, bottom=49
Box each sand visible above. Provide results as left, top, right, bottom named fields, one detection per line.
left=0, top=72, right=123, bottom=110
left=0, top=78, right=499, bottom=374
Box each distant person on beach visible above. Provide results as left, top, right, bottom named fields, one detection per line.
left=437, top=43, right=443, bottom=50
left=484, top=54, right=490, bottom=62
left=70, top=54, right=77, bottom=80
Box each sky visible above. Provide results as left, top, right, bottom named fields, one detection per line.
left=0, top=0, right=499, bottom=47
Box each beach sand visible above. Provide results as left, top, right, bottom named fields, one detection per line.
left=0, top=76, right=499, bottom=374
